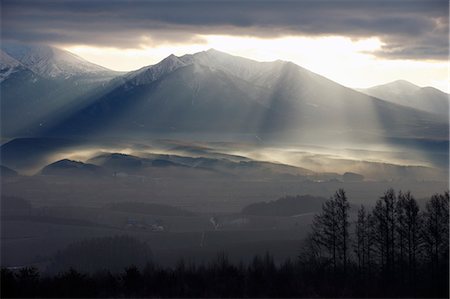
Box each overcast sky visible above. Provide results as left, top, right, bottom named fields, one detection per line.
left=2, top=0, right=449, bottom=91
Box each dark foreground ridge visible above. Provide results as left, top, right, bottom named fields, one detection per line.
left=1, top=190, right=448, bottom=298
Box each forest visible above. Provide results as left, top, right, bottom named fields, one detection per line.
left=1, top=189, right=448, bottom=298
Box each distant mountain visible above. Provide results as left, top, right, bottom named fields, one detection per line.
left=87, top=152, right=313, bottom=179
left=0, top=165, right=19, bottom=177
left=357, top=80, right=449, bottom=117
left=84, top=152, right=304, bottom=181
left=40, top=159, right=107, bottom=177
left=0, top=138, right=78, bottom=172
left=342, top=172, right=364, bottom=182
left=124, top=49, right=282, bottom=87
left=87, top=153, right=146, bottom=173
left=0, top=43, right=122, bottom=137
left=1, top=42, right=116, bottom=79
left=1, top=47, right=448, bottom=177
left=41, top=49, right=448, bottom=145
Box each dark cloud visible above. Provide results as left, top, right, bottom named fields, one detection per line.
left=2, top=0, right=448, bottom=60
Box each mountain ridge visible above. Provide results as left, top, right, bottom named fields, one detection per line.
left=0, top=43, right=127, bottom=137
left=1, top=45, right=448, bottom=156
left=357, top=80, right=449, bottom=116
left=1, top=42, right=119, bottom=79
left=36, top=48, right=448, bottom=146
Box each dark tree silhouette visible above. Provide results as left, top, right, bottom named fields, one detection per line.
left=354, top=205, right=374, bottom=272
left=0, top=268, right=17, bottom=298
left=1, top=189, right=448, bottom=298
left=310, top=189, right=350, bottom=274
left=395, top=191, right=422, bottom=285
left=334, top=189, right=350, bottom=273
left=372, top=188, right=397, bottom=278
left=15, top=267, right=40, bottom=298
left=422, top=192, right=449, bottom=267
left=52, top=268, right=95, bottom=298
left=422, top=191, right=449, bottom=296
left=122, top=265, right=142, bottom=297
left=310, top=195, right=339, bottom=271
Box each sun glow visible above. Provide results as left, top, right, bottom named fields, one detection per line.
left=63, top=35, right=449, bottom=92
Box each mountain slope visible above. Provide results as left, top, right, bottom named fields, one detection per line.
left=0, top=43, right=123, bottom=137
left=40, top=159, right=107, bottom=177
left=1, top=42, right=117, bottom=79
left=357, top=80, right=449, bottom=117
left=42, top=49, right=448, bottom=146
left=0, top=50, right=24, bottom=82
left=0, top=165, right=19, bottom=177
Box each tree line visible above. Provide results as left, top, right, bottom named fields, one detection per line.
left=1, top=189, right=448, bottom=298
left=300, top=189, right=448, bottom=297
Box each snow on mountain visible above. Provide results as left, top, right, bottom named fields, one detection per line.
left=1, top=42, right=118, bottom=79
left=126, top=48, right=286, bottom=87
left=0, top=50, right=25, bottom=82
left=37, top=48, right=448, bottom=146
left=0, top=43, right=123, bottom=137
left=126, top=54, right=189, bottom=85
left=180, top=49, right=276, bottom=82
left=1, top=46, right=447, bottom=148
left=0, top=50, right=21, bottom=69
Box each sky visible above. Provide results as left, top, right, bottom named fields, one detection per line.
left=2, top=0, right=449, bottom=92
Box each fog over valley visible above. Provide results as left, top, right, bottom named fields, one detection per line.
left=1, top=3, right=448, bottom=295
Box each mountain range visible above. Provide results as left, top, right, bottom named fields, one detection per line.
left=2, top=43, right=448, bottom=143
left=0, top=42, right=448, bottom=176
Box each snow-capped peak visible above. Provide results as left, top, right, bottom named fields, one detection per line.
left=127, top=48, right=284, bottom=86
left=185, top=48, right=287, bottom=83
left=0, top=50, right=21, bottom=68
left=1, top=42, right=116, bottom=79
left=151, top=54, right=188, bottom=74
left=0, top=50, right=25, bottom=82
left=126, top=53, right=189, bottom=85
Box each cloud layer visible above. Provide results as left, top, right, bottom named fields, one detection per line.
left=2, top=0, right=448, bottom=60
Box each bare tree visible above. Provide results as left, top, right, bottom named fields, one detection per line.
left=311, top=197, right=339, bottom=271
left=372, top=189, right=397, bottom=275
left=422, top=192, right=449, bottom=272
left=354, top=205, right=374, bottom=272
left=395, top=191, right=422, bottom=281
left=310, top=189, right=350, bottom=273
left=334, top=189, right=350, bottom=273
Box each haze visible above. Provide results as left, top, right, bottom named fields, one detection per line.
left=1, top=1, right=449, bottom=298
